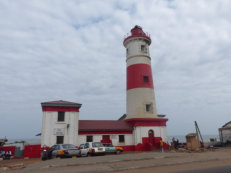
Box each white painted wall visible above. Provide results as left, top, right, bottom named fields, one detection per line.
left=127, top=88, right=158, bottom=118
left=133, top=126, right=167, bottom=145
left=125, top=39, right=150, bottom=59
left=78, top=134, right=133, bottom=146
left=219, top=129, right=231, bottom=142
left=127, top=56, right=150, bottom=66
left=41, top=111, right=79, bottom=147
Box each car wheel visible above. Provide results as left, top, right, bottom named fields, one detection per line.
left=116, top=150, right=121, bottom=155
left=87, top=153, right=92, bottom=157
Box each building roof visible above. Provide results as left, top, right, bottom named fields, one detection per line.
left=41, top=100, right=82, bottom=107
left=79, top=120, right=133, bottom=131
left=222, top=121, right=231, bottom=128
left=186, top=133, right=197, bottom=137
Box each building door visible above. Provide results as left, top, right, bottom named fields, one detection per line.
left=101, top=135, right=111, bottom=144
left=148, top=130, right=154, bottom=144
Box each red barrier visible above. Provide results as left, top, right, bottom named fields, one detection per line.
left=24, top=145, right=42, bottom=158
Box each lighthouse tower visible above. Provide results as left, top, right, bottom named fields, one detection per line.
left=124, top=25, right=157, bottom=119
left=124, top=26, right=168, bottom=148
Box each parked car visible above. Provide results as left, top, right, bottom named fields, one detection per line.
left=41, top=144, right=80, bottom=160
left=80, top=142, right=106, bottom=156
left=102, top=143, right=123, bottom=154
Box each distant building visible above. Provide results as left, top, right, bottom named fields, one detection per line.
left=219, top=121, right=231, bottom=143
left=41, top=26, right=168, bottom=151
left=186, top=133, right=200, bottom=149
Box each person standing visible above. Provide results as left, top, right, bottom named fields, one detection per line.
left=8, top=150, right=12, bottom=159
left=160, top=138, right=164, bottom=152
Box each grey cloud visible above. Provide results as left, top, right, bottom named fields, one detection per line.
left=0, top=0, right=231, bottom=138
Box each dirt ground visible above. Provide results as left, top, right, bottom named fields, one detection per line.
left=1, top=148, right=231, bottom=173
left=0, top=158, right=41, bottom=168
left=115, top=159, right=231, bottom=173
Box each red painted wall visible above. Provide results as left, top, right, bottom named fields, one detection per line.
left=127, top=64, right=154, bottom=90
left=42, top=106, right=79, bottom=112
left=24, top=145, right=42, bottom=158
left=118, top=145, right=135, bottom=151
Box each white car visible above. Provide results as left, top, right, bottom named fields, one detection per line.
left=80, top=142, right=106, bottom=156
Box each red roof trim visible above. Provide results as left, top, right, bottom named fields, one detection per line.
left=125, top=118, right=168, bottom=127
left=42, top=106, right=80, bottom=112
left=78, top=131, right=133, bottom=135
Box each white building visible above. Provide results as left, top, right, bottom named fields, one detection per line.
left=219, top=121, right=231, bottom=143
left=41, top=26, right=168, bottom=151
left=41, top=100, right=81, bottom=147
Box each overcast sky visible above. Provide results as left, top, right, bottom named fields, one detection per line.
left=0, top=0, right=231, bottom=139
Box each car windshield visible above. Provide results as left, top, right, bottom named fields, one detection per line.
left=79, top=144, right=84, bottom=149
left=92, top=142, right=103, bottom=147
left=62, top=144, right=76, bottom=149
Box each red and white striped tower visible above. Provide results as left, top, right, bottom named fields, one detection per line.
left=124, top=25, right=157, bottom=119
left=124, top=26, right=168, bottom=148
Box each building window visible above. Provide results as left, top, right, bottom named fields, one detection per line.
left=58, top=112, right=65, bottom=122
left=141, top=45, right=147, bottom=52
left=86, top=136, right=93, bottom=142
left=143, top=76, right=149, bottom=83
left=126, top=48, right=129, bottom=56
left=146, top=104, right=152, bottom=112
left=119, top=135, right=125, bottom=143
left=56, top=136, right=64, bottom=144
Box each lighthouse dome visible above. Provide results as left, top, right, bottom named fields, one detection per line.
left=124, top=25, right=151, bottom=46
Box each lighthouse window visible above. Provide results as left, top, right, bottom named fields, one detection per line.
left=143, top=76, right=149, bottom=83
left=126, top=48, right=129, bottom=56
left=146, top=104, right=152, bottom=112
left=58, top=112, right=65, bottom=122
left=141, top=45, right=147, bottom=52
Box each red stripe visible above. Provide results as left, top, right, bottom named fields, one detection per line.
left=127, top=64, right=154, bottom=90
left=118, top=145, right=135, bottom=151
left=42, top=106, right=79, bottom=112
left=78, top=131, right=133, bottom=135
left=125, top=118, right=168, bottom=127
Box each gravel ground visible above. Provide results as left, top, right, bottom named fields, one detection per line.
left=1, top=148, right=231, bottom=173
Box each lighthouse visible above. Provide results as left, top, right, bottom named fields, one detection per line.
left=124, top=26, right=168, bottom=148
left=124, top=25, right=157, bottom=119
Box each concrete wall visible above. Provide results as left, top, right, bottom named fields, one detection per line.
left=41, top=111, right=79, bottom=147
